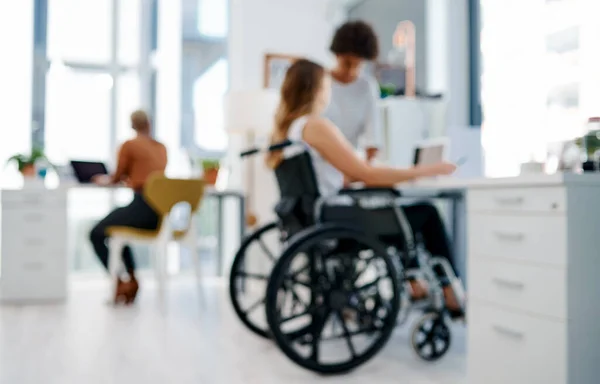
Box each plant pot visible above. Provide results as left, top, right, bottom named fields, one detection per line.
left=20, top=164, right=36, bottom=178
left=203, top=167, right=219, bottom=185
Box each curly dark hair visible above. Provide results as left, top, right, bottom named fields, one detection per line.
left=330, top=20, right=379, bottom=60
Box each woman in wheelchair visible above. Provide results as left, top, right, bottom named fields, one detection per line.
left=266, top=59, right=463, bottom=317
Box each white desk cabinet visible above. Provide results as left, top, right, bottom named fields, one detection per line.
left=466, top=174, right=600, bottom=384
left=1, top=189, right=68, bottom=302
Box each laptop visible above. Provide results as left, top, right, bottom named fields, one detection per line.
left=70, top=160, right=109, bottom=183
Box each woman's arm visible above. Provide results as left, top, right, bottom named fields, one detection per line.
left=303, top=117, right=455, bottom=186
left=93, top=143, right=131, bottom=186
left=110, top=143, right=131, bottom=184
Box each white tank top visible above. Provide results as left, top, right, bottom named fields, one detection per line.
left=283, top=116, right=344, bottom=197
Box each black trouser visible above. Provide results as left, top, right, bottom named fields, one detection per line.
left=401, top=202, right=457, bottom=279
left=90, top=192, right=159, bottom=273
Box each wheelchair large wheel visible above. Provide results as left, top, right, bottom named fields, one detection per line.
left=265, top=225, right=401, bottom=374
left=229, top=221, right=283, bottom=338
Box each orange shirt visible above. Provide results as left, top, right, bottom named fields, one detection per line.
left=111, top=136, right=168, bottom=191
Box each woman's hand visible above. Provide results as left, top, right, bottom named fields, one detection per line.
left=91, top=174, right=112, bottom=186
left=423, top=162, right=457, bottom=177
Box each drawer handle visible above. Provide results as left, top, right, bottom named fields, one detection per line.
left=492, top=277, right=525, bottom=290
left=23, top=261, right=44, bottom=270
left=493, top=231, right=524, bottom=241
left=492, top=324, right=524, bottom=340
left=24, top=238, right=46, bottom=246
left=23, top=213, right=45, bottom=221
left=495, top=197, right=524, bottom=205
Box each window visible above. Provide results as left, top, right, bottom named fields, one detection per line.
left=0, top=0, right=33, bottom=185
left=116, top=73, right=142, bottom=144
left=198, top=0, right=228, bottom=38
left=194, top=59, right=229, bottom=151
left=118, top=0, right=142, bottom=65
left=45, top=67, right=112, bottom=164
left=47, top=0, right=112, bottom=63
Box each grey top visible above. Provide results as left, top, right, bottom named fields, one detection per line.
left=322, top=75, right=383, bottom=149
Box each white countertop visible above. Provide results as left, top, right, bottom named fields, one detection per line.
left=0, top=181, right=244, bottom=196
left=405, top=172, right=600, bottom=190
left=4, top=173, right=600, bottom=197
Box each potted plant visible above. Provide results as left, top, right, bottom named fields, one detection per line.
left=201, top=159, right=220, bottom=185
left=6, top=147, right=52, bottom=178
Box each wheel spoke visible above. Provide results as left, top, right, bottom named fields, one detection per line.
left=336, top=311, right=357, bottom=359
left=257, top=237, right=276, bottom=262
left=236, top=271, right=269, bottom=280
left=355, top=276, right=382, bottom=293
left=289, top=287, right=309, bottom=313
left=352, top=257, right=377, bottom=284
left=243, top=297, right=265, bottom=316
left=309, top=309, right=330, bottom=363
left=280, top=306, right=318, bottom=324
left=320, top=324, right=384, bottom=341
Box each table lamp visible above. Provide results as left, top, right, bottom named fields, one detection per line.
left=224, top=89, right=280, bottom=227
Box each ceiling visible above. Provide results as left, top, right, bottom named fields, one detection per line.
left=328, top=0, right=367, bottom=11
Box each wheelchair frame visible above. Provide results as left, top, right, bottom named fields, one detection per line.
left=229, top=140, right=463, bottom=374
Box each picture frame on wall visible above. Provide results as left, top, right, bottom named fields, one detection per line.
left=263, top=53, right=302, bottom=89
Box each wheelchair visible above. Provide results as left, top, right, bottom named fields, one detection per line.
left=229, top=141, right=465, bottom=374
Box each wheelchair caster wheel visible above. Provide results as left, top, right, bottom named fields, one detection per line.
left=411, top=312, right=451, bottom=361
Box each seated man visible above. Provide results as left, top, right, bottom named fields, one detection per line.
left=267, top=59, right=463, bottom=315
left=89, top=110, right=167, bottom=304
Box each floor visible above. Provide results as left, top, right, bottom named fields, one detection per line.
left=0, top=277, right=466, bottom=384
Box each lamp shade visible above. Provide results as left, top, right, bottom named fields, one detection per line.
left=223, top=89, right=280, bottom=135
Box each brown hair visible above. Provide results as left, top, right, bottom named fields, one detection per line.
left=266, top=59, right=326, bottom=169
left=330, top=20, right=379, bottom=60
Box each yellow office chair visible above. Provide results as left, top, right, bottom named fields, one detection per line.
left=106, top=174, right=205, bottom=299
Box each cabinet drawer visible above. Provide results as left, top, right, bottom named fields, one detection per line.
left=2, top=209, right=66, bottom=235
left=469, top=214, right=567, bottom=266
left=1, top=266, right=67, bottom=302
left=0, top=245, right=67, bottom=271
left=469, top=259, right=566, bottom=319
left=0, top=250, right=68, bottom=302
left=468, top=303, right=566, bottom=384
left=1, top=189, right=66, bottom=208
left=468, top=187, right=565, bottom=214
left=1, top=226, right=66, bottom=253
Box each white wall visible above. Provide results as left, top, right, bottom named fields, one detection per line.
left=228, top=0, right=342, bottom=226
left=349, top=0, right=428, bottom=92
left=426, top=0, right=469, bottom=128
left=0, top=0, right=33, bottom=181
left=230, top=0, right=337, bottom=91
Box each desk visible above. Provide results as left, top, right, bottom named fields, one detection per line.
left=0, top=184, right=245, bottom=302
left=445, top=174, right=600, bottom=384
left=398, top=178, right=467, bottom=280
left=401, top=175, right=600, bottom=382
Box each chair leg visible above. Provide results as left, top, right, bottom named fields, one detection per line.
left=108, top=238, right=124, bottom=301
left=187, top=233, right=202, bottom=284
left=154, top=242, right=168, bottom=300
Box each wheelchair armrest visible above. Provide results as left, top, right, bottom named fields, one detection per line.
left=338, top=186, right=402, bottom=199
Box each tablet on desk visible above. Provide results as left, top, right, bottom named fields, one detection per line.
left=413, top=138, right=450, bottom=166
left=70, top=160, right=109, bottom=183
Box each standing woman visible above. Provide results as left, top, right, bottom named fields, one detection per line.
left=325, top=21, right=442, bottom=303
left=324, top=20, right=382, bottom=164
